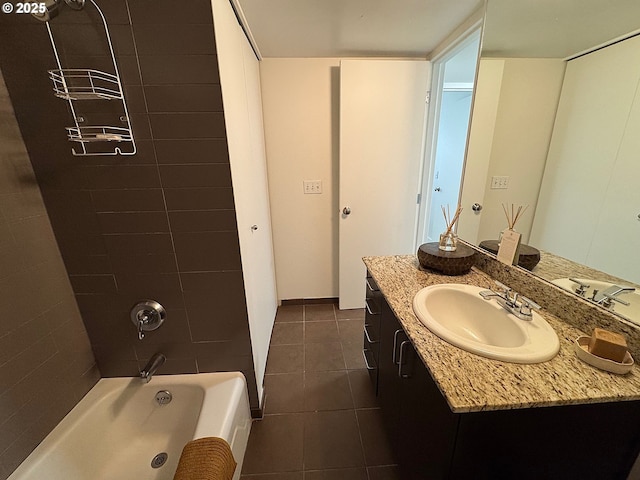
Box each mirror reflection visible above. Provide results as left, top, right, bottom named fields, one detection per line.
left=458, top=0, right=640, bottom=324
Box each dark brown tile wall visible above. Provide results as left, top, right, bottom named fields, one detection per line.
left=0, top=0, right=258, bottom=434
left=0, top=71, right=99, bottom=479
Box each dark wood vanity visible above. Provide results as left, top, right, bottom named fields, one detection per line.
left=363, top=265, right=640, bottom=479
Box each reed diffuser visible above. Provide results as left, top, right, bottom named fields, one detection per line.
left=499, top=203, right=529, bottom=243
left=439, top=204, right=463, bottom=251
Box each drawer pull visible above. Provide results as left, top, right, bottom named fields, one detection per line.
left=398, top=340, right=412, bottom=379
left=365, top=298, right=380, bottom=316
left=366, top=278, right=379, bottom=293
left=392, top=329, right=404, bottom=365
left=362, top=349, right=376, bottom=371
left=364, top=324, right=378, bottom=344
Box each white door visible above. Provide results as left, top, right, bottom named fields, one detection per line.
left=426, top=89, right=473, bottom=241
left=339, top=60, right=430, bottom=309
left=212, top=0, right=278, bottom=405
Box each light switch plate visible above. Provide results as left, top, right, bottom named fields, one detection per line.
left=491, top=176, right=509, bottom=189
left=303, top=180, right=322, bottom=194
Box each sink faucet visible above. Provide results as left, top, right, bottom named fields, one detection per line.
left=591, top=284, right=635, bottom=310
left=140, top=353, right=166, bottom=383
left=479, top=281, right=541, bottom=320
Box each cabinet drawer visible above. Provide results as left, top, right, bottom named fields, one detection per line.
left=366, top=276, right=380, bottom=295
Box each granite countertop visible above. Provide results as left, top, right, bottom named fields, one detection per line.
left=363, top=255, right=640, bottom=413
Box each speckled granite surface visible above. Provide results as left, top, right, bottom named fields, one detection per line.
left=532, top=249, right=640, bottom=291
left=469, top=241, right=640, bottom=358
left=363, top=255, right=640, bottom=414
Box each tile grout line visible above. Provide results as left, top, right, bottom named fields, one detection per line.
left=302, top=304, right=307, bottom=474
left=338, top=305, right=371, bottom=479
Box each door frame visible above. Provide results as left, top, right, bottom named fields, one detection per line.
left=415, top=25, right=483, bottom=249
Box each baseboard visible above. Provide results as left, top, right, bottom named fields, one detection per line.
left=281, top=297, right=338, bottom=306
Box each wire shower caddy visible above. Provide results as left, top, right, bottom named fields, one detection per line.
left=45, top=0, right=136, bottom=156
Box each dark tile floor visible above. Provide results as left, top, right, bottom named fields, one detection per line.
left=240, top=304, right=400, bottom=480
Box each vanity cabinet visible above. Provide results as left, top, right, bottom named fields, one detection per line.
left=363, top=271, right=383, bottom=392
left=377, top=298, right=458, bottom=479
left=371, top=294, right=640, bottom=479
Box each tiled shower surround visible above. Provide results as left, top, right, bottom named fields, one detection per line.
left=0, top=71, right=98, bottom=478
left=0, top=0, right=259, bottom=414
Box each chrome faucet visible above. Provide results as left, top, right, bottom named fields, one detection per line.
left=479, top=281, right=541, bottom=320
left=591, top=284, right=635, bottom=310
left=140, top=353, right=166, bottom=383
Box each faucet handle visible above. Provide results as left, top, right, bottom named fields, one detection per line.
left=518, top=296, right=541, bottom=317
left=569, top=278, right=591, bottom=296
left=494, top=281, right=514, bottom=303
left=603, top=292, right=631, bottom=307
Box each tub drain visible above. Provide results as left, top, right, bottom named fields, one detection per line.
left=151, top=452, right=168, bottom=469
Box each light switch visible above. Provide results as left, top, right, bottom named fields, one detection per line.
left=303, top=180, right=322, bottom=194
left=490, top=176, right=509, bottom=189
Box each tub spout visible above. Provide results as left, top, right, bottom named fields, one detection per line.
left=140, top=353, right=166, bottom=383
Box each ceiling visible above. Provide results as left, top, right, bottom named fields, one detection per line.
left=234, top=0, right=482, bottom=58
left=482, top=0, right=640, bottom=59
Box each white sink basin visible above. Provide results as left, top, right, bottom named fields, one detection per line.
left=412, top=284, right=560, bottom=364
left=552, top=277, right=640, bottom=325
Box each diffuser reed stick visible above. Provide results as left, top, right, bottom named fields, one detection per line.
left=441, top=204, right=463, bottom=235
left=501, top=203, right=529, bottom=230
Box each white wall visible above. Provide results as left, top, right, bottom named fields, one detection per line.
left=530, top=35, right=640, bottom=284
left=460, top=58, right=565, bottom=244
left=260, top=59, right=341, bottom=300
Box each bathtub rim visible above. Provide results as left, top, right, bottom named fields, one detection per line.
left=7, top=371, right=251, bottom=480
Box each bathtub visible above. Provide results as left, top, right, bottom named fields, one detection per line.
left=8, top=372, right=251, bottom=480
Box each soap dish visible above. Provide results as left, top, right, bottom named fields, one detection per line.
left=574, top=336, right=634, bottom=374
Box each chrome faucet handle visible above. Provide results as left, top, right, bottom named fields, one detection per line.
left=569, top=278, right=590, bottom=296
left=518, top=296, right=541, bottom=317
left=137, top=311, right=151, bottom=340
left=494, top=281, right=513, bottom=300
left=603, top=292, right=631, bottom=307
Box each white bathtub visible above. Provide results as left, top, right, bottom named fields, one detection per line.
left=8, top=372, right=252, bottom=480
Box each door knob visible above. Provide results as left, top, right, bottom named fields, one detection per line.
left=472, top=203, right=483, bottom=212
left=342, top=207, right=351, bottom=215
left=434, top=187, right=441, bottom=192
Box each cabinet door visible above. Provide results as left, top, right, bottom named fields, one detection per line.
left=377, top=297, right=458, bottom=479
left=396, top=338, right=458, bottom=480
left=377, top=298, right=406, bottom=447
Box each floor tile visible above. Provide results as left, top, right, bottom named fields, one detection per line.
left=240, top=473, right=303, bottom=480
left=270, top=323, right=303, bottom=345
left=275, top=305, right=303, bottom=323
left=348, top=369, right=379, bottom=408
left=264, top=373, right=304, bottom=414
left=336, top=308, right=365, bottom=320
left=356, top=409, right=396, bottom=466
left=338, top=319, right=365, bottom=345
left=303, top=410, right=365, bottom=470
left=304, top=467, right=368, bottom=479
left=304, top=304, right=336, bottom=322
left=241, top=414, right=304, bottom=474
left=304, top=371, right=354, bottom=411
left=341, top=340, right=366, bottom=370
left=367, top=465, right=401, bottom=480
left=266, top=345, right=304, bottom=374
left=304, top=342, right=346, bottom=372
left=305, top=321, right=340, bottom=343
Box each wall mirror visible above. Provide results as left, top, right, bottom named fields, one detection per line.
left=458, top=0, right=640, bottom=325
